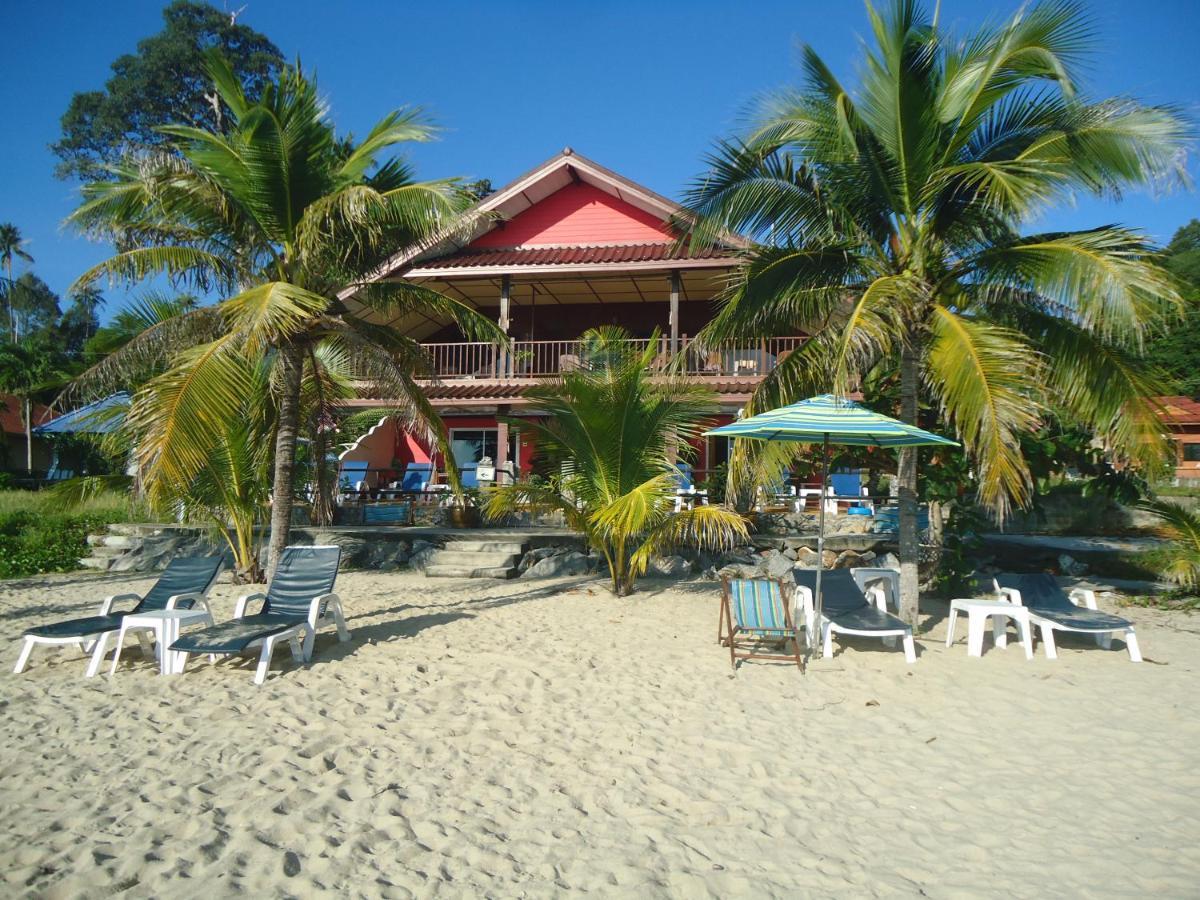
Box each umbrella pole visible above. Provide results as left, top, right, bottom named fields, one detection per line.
left=811, top=434, right=830, bottom=662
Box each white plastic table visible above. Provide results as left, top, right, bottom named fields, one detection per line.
left=946, top=598, right=1033, bottom=660
left=110, top=607, right=214, bottom=676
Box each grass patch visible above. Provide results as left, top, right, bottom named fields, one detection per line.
left=1120, top=591, right=1200, bottom=612
left=0, top=490, right=153, bottom=578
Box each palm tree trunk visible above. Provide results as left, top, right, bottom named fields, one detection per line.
left=267, top=342, right=305, bottom=579
left=897, top=342, right=921, bottom=627
left=312, top=426, right=333, bottom=526
left=4, top=259, right=12, bottom=344
left=23, top=397, right=32, bottom=472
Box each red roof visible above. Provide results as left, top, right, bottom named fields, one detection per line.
left=0, top=395, right=51, bottom=435
left=417, top=242, right=735, bottom=270
left=1156, top=395, right=1200, bottom=425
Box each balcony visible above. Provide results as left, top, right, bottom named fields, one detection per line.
left=419, top=336, right=806, bottom=381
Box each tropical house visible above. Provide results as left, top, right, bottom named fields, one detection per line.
left=335, top=149, right=801, bottom=496
left=1155, top=395, right=1200, bottom=485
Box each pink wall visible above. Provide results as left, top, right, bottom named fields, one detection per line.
left=470, top=183, right=674, bottom=249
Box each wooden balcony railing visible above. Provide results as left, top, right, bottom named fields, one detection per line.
left=419, top=336, right=806, bottom=380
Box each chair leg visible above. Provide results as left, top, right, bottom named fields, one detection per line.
left=822, top=623, right=834, bottom=659
left=1124, top=629, right=1142, bottom=663
left=288, top=634, right=304, bottom=662
left=301, top=624, right=316, bottom=662
left=1018, top=617, right=1034, bottom=661
left=902, top=633, right=917, bottom=664
left=993, top=614, right=1008, bottom=650
left=1040, top=624, right=1058, bottom=660
left=254, top=636, right=277, bottom=685
left=1096, top=632, right=1112, bottom=649
left=85, top=632, right=111, bottom=678
left=135, top=630, right=155, bottom=659
left=13, top=637, right=35, bottom=674
left=331, top=602, right=350, bottom=642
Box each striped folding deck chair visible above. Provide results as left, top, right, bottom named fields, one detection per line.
left=718, top=576, right=804, bottom=671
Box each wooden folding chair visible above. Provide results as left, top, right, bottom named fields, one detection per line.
left=718, top=576, right=804, bottom=672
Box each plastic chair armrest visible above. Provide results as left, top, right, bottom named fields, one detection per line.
left=100, top=593, right=142, bottom=615
left=166, top=592, right=208, bottom=612
left=997, top=587, right=1022, bottom=605
left=234, top=593, right=268, bottom=618
left=308, top=592, right=339, bottom=627
left=1069, top=588, right=1098, bottom=610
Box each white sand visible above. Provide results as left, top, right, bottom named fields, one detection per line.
left=2, top=569, right=1199, bottom=897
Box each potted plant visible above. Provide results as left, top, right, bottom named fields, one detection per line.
left=447, top=487, right=482, bottom=528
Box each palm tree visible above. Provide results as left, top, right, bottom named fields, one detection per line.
left=0, top=223, right=34, bottom=342
left=67, top=51, right=500, bottom=574
left=1141, top=500, right=1200, bottom=594
left=683, top=0, right=1190, bottom=622
left=483, top=327, right=749, bottom=596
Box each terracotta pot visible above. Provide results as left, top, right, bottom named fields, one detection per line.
left=448, top=506, right=481, bottom=528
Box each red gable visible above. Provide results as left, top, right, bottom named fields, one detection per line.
left=469, top=182, right=675, bottom=250
left=1157, top=395, right=1200, bottom=426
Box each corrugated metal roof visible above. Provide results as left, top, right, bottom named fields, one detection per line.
left=34, top=393, right=130, bottom=435
left=1157, top=395, right=1200, bottom=425
left=416, top=242, right=736, bottom=270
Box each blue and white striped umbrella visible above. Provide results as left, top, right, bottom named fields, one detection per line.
left=706, top=395, right=956, bottom=664
left=705, top=394, right=957, bottom=447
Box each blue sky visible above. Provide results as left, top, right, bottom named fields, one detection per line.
left=2, top=0, right=1197, bottom=320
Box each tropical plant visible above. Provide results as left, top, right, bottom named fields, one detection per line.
left=483, top=327, right=749, bottom=596
left=683, top=0, right=1190, bottom=622
left=1141, top=499, right=1200, bottom=594
left=0, top=223, right=34, bottom=341
left=67, top=50, right=501, bottom=575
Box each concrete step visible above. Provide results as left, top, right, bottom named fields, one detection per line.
left=424, top=564, right=517, bottom=579
left=443, top=540, right=526, bottom=554
left=429, top=550, right=520, bottom=568
left=79, top=555, right=115, bottom=571
left=87, top=545, right=130, bottom=557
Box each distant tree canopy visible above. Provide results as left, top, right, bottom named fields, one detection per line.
left=51, top=1, right=282, bottom=181
left=1145, top=220, right=1200, bottom=397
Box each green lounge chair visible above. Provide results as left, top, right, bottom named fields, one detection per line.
left=718, top=576, right=804, bottom=671
left=14, top=556, right=224, bottom=677
left=994, top=573, right=1142, bottom=662
left=170, top=545, right=348, bottom=684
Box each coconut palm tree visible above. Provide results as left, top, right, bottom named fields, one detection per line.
left=483, top=327, right=749, bottom=596
left=0, top=223, right=34, bottom=341
left=67, top=51, right=500, bottom=574
left=683, top=0, right=1190, bottom=622
left=1141, top=499, right=1200, bottom=594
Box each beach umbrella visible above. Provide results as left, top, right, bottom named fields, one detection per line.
left=706, top=394, right=957, bottom=658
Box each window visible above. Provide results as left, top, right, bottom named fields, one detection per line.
left=449, top=429, right=519, bottom=467
left=1183, top=443, right=1200, bottom=462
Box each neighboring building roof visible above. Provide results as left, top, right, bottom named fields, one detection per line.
left=1155, top=396, right=1200, bottom=426
left=416, top=378, right=760, bottom=401
left=34, top=392, right=130, bottom=435
left=0, top=395, right=51, bottom=436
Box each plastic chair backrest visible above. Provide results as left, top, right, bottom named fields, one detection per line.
left=401, top=463, right=432, bottom=491
left=339, top=460, right=370, bottom=491
left=792, top=568, right=869, bottom=616
left=458, top=464, right=479, bottom=489
left=138, top=556, right=223, bottom=612
left=264, top=546, right=342, bottom=618
left=675, top=462, right=695, bottom=491
left=830, top=471, right=862, bottom=497
left=994, top=573, right=1073, bottom=611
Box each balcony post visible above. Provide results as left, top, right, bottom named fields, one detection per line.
left=669, top=269, right=680, bottom=358
left=496, top=405, right=510, bottom=485
left=499, top=274, right=511, bottom=377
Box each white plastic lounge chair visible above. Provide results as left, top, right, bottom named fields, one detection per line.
left=793, top=568, right=916, bottom=663
left=993, top=573, right=1142, bottom=662
left=14, top=556, right=224, bottom=677
left=170, top=545, right=348, bottom=684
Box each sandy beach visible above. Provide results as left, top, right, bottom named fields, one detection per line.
left=2, top=569, right=1199, bottom=897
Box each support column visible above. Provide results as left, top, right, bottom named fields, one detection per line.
left=499, top=274, right=511, bottom=377
left=495, top=407, right=510, bottom=485
left=669, top=270, right=680, bottom=357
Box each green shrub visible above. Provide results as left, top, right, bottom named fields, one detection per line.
left=0, top=512, right=116, bottom=578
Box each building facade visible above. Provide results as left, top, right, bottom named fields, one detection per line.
left=337, top=149, right=801, bottom=488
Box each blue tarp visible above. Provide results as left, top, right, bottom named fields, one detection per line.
left=34, top=392, right=129, bottom=436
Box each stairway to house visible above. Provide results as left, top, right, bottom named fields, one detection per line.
left=423, top=539, right=527, bottom=579
left=81, top=525, right=143, bottom=571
